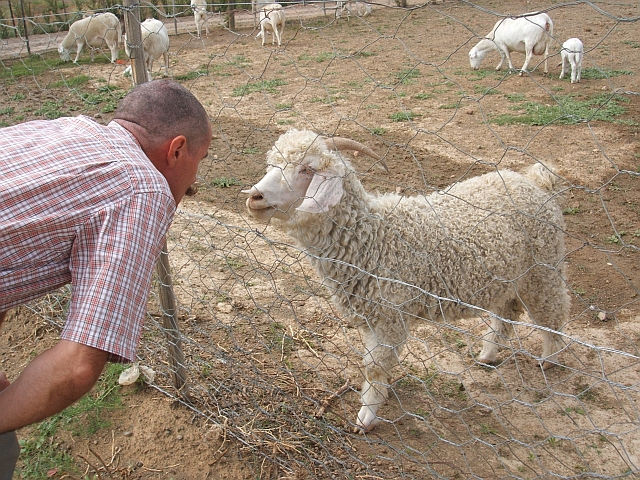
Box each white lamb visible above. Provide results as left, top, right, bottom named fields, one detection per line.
left=469, top=12, right=554, bottom=76
left=244, top=129, right=570, bottom=432
left=191, top=0, right=209, bottom=38
left=256, top=3, right=285, bottom=47
left=58, top=12, right=121, bottom=63
left=123, top=18, right=170, bottom=82
left=559, top=37, right=584, bottom=84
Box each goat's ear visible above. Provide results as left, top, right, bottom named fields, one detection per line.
left=297, top=168, right=344, bottom=214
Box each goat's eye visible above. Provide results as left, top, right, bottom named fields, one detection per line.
left=300, top=166, right=314, bottom=176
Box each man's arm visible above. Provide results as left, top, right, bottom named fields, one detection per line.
left=0, top=339, right=109, bottom=434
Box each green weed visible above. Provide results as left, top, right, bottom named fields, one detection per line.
left=232, top=79, right=287, bottom=96
left=389, top=111, right=418, bottom=122
left=492, top=93, right=631, bottom=126
left=579, top=67, right=633, bottom=80
left=211, top=177, right=242, bottom=188
left=394, top=67, right=421, bottom=84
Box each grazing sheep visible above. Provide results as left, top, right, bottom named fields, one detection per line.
left=469, top=12, right=554, bottom=76
left=256, top=3, right=285, bottom=47
left=191, top=0, right=209, bottom=38
left=244, top=129, right=570, bottom=432
left=58, top=12, right=121, bottom=63
left=336, top=0, right=372, bottom=19
left=559, top=37, right=584, bottom=83
left=124, top=18, right=170, bottom=82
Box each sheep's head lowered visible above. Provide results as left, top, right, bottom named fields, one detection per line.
left=243, top=129, right=383, bottom=222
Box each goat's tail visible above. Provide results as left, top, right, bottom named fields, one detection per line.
left=523, top=163, right=562, bottom=192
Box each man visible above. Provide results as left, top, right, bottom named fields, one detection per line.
left=0, top=79, right=213, bottom=478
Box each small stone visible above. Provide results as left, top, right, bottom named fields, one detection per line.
left=123, top=431, right=133, bottom=437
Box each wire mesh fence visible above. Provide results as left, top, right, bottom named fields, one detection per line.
left=4, top=0, right=640, bottom=477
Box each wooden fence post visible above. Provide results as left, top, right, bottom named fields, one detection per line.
left=121, top=0, right=192, bottom=402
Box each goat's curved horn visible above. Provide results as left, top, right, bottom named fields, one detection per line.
left=323, top=137, right=389, bottom=172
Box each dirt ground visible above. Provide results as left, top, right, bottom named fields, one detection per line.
left=1, top=0, right=640, bottom=478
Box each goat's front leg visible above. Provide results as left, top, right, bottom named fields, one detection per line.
left=355, top=319, right=407, bottom=433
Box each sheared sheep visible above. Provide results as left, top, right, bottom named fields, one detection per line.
left=559, top=37, right=584, bottom=83
left=58, top=12, right=121, bottom=63
left=256, top=3, right=285, bottom=47
left=243, top=129, right=570, bottom=432
left=469, top=11, right=554, bottom=76
left=124, top=18, right=170, bottom=82
left=191, top=0, right=209, bottom=38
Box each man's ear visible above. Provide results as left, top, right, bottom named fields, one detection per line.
left=166, top=135, right=188, bottom=169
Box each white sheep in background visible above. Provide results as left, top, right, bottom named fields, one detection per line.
left=58, top=12, right=121, bottom=63
left=336, top=0, right=372, bottom=19
left=559, top=37, right=584, bottom=83
left=191, top=0, right=209, bottom=38
left=243, top=129, right=570, bottom=432
left=124, top=18, right=170, bottom=82
left=469, top=11, right=554, bottom=76
left=256, top=3, right=285, bottom=47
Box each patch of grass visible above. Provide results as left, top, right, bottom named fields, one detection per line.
left=580, top=67, right=634, bottom=80
left=371, top=127, right=386, bottom=135
left=211, top=176, right=242, bottom=188
left=17, top=363, right=127, bottom=478
left=622, top=40, right=640, bottom=48
left=232, top=79, right=287, bottom=96
left=0, top=54, right=60, bottom=79
left=474, top=84, right=499, bottom=95
left=505, top=93, right=526, bottom=103
left=563, top=206, right=581, bottom=215
left=275, top=102, right=292, bottom=110
left=174, top=68, right=209, bottom=81
left=394, top=67, right=421, bottom=84
left=241, top=147, right=260, bottom=154
left=414, top=92, right=435, bottom=100
left=389, top=111, right=418, bottom=122
left=438, top=102, right=459, bottom=110
left=50, top=74, right=90, bottom=88
left=266, top=322, right=295, bottom=355
left=34, top=100, right=67, bottom=119
left=492, top=93, right=631, bottom=126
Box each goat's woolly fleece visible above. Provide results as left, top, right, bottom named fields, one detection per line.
left=246, top=129, right=570, bottom=431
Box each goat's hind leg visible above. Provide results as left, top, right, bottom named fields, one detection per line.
left=477, top=300, right=520, bottom=366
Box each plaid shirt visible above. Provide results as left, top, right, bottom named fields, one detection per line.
left=0, top=116, right=176, bottom=362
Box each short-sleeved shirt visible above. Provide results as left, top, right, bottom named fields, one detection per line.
left=0, top=115, right=176, bottom=362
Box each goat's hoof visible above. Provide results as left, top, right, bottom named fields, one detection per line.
left=476, top=355, right=497, bottom=367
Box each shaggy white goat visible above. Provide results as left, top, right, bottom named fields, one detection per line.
left=191, top=0, right=209, bottom=38
left=124, top=18, right=170, bottom=82
left=336, top=0, right=372, bottom=19
left=58, top=12, right=121, bottom=63
left=256, top=3, right=285, bottom=47
left=559, top=37, right=584, bottom=83
left=469, top=12, right=553, bottom=76
left=244, top=129, right=570, bottom=432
